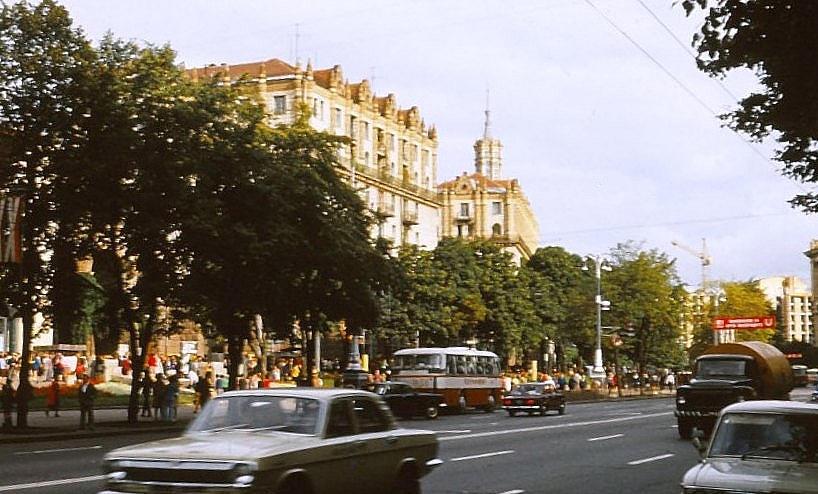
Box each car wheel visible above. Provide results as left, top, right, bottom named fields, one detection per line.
left=678, top=419, right=693, bottom=440
left=483, top=394, right=497, bottom=413
left=558, top=403, right=566, bottom=415
left=393, top=465, right=421, bottom=494
left=539, top=405, right=547, bottom=416
left=277, top=475, right=314, bottom=494
left=457, top=392, right=467, bottom=413
left=424, top=405, right=439, bottom=420
left=508, top=410, right=517, bottom=417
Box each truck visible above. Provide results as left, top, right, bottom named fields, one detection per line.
left=674, top=341, right=794, bottom=439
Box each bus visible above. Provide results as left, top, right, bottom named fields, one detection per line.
left=792, top=364, right=809, bottom=387
left=391, top=347, right=503, bottom=412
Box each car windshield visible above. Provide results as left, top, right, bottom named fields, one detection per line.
left=511, top=384, right=545, bottom=395
left=696, top=359, right=747, bottom=378
left=709, top=412, right=818, bottom=463
left=187, top=395, right=321, bottom=435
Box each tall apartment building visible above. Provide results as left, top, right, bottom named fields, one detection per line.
left=191, top=59, right=440, bottom=248
left=758, top=276, right=814, bottom=345
left=437, top=110, right=539, bottom=263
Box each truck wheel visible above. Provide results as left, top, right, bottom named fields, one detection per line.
left=483, top=394, right=497, bottom=413
left=678, top=419, right=693, bottom=440
left=424, top=405, right=439, bottom=420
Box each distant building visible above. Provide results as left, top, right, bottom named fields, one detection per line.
left=757, top=275, right=814, bottom=345
left=190, top=59, right=441, bottom=248
left=437, top=107, right=539, bottom=263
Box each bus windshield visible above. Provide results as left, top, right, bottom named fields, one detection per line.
left=393, top=353, right=445, bottom=373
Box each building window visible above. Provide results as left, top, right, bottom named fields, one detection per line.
left=363, top=121, right=370, bottom=141
left=457, top=224, right=463, bottom=238
left=392, top=225, right=397, bottom=239
left=335, top=108, right=343, bottom=128
left=365, top=151, right=370, bottom=166
left=459, top=203, right=470, bottom=217
left=492, top=201, right=502, bottom=215
left=492, top=223, right=502, bottom=236
left=274, top=95, right=286, bottom=115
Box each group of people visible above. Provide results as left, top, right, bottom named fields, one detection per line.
left=138, top=372, right=181, bottom=421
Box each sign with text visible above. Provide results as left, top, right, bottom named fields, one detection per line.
left=713, top=316, right=775, bottom=331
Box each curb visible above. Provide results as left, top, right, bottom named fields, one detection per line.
left=567, top=393, right=675, bottom=405
left=1, top=422, right=189, bottom=444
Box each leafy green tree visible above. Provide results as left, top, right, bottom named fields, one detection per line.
left=683, top=1, right=818, bottom=211
left=605, top=243, right=685, bottom=378
left=0, top=0, right=96, bottom=427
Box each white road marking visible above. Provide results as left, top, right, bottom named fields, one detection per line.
left=587, top=433, right=624, bottom=442
left=14, top=445, right=102, bottom=455
left=498, top=490, right=525, bottom=494
left=450, top=450, right=515, bottom=462
left=440, top=411, right=672, bottom=442
left=627, top=453, right=675, bottom=465
left=436, top=429, right=472, bottom=434
left=0, top=475, right=106, bottom=491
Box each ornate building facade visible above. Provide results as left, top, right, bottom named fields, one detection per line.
left=192, top=59, right=440, bottom=248
left=437, top=110, right=539, bottom=263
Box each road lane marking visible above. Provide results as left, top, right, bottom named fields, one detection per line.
left=0, top=475, right=105, bottom=491
left=436, top=429, right=472, bottom=434
left=14, top=445, right=102, bottom=455
left=587, top=433, right=624, bottom=442
left=450, top=450, right=515, bottom=462
left=498, top=490, right=525, bottom=494
left=439, top=411, right=672, bottom=442
left=627, top=453, right=675, bottom=465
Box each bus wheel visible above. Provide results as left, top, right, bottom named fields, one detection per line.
left=457, top=392, right=468, bottom=413
left=483, top=394, right=497, bottom=413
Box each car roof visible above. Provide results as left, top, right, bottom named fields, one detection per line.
left=220, top=388, right=376, bottom=401
left=722, top=400, right=818, bottom=415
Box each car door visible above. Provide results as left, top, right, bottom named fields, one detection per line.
left=317, top=398, right=363, bottom=494
left=351, top=396, right=402, bottom=490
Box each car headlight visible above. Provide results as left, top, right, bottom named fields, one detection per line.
left=233, top=463, right=255, bottom=485
left=677, top=396, right=686, bottom=405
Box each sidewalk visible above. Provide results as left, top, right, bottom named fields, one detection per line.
left=1, top=405, right=195, bottom=444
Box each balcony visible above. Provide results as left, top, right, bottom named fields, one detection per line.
left=402, top=209, right=419, bottom=225
left=376, top=201, right=395, bottom=218
left=455, top=211, right=473, bottom=222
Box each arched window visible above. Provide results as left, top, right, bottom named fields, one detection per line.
left=492, top=223, right=502, bottom=236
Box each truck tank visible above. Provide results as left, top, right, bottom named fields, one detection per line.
left=702, top=341, right=793, bottom=399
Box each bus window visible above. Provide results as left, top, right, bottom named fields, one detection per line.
left=447, top=355, right=457, bottom=374
left=467, top=356, right=478, bottom=375
left=456, top=356, right=467, bottom=375
left=476, top=356, right=487, bottom=375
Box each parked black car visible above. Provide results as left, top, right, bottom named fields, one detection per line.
left=371, top=381, right=446, bottom=419
left=502, top=381, right=566, bottom=417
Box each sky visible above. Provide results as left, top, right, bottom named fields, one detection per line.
left=58, top=0, right=818, bottom=290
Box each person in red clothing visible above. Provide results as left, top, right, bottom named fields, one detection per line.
left=121, top=355, right=132, bottom=376
left=46, top=376, right=61, bottom=417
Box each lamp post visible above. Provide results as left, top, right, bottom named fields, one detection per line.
left=583, top=255, right=612, bottom=374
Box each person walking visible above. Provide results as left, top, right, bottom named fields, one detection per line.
left=139, top=372, right=153, bottom=417
left=164, top=374, right=179, bottom=422
left=153, top=374, right=167, bottom=421
left=46, top=376, right=61, bottom=417
left=1, top=379, right=14, bottom=429
left=78, top=374, right=96, bottom=430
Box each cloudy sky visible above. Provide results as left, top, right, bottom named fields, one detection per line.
left=59, top=0, right=817, bottom=289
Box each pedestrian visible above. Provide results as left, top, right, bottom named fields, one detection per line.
left=665, top=372, right=676, bottom=391
left=164, top=374, right=179, bottom=422
left=139, top=371, right=153, bottom=417
left=153, top=374, right=167, bottom=421
left=78, top=373, right=96, bottom=430
left=1, top=379, right=14, bottom=429
left=46, top=376, right=61, bottom=417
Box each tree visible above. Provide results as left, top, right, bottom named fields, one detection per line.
left=0, top=0, right=96, bottom=427
left=605, top=243, right=685, bottom=380
left=683, top=1, right=818, bottom=211
left=717, top=281, right=775, bottom=342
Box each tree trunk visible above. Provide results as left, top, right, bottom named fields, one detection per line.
left=16, top=305, right=33, bottom=428
left=227, top=334, right=242, bottom=391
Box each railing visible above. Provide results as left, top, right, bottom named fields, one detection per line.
left=402, top=209, right=419, bottom=225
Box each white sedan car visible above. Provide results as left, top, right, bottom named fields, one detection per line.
left=100, top=388, right=442, bottom=494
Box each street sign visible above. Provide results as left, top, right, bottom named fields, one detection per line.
left=712, top=316, right=775, bottom=331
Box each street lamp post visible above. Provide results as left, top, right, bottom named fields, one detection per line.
left=583, top=255, right=612, bottom=374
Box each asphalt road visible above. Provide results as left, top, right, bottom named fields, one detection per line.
left=0, top=396, right=699, bottom=494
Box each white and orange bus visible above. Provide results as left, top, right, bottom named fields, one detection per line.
left=391, top=347, right=503, bottom=412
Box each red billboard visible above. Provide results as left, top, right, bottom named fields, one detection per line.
left=712, top=316, right=775, bottom=331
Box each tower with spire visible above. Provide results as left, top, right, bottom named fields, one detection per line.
left=473, top=91, right=503, bottom=179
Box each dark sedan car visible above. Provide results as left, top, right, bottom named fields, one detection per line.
left=502, top=381, right=566, bottom=417
left=372, top=381, right=446, bottom=419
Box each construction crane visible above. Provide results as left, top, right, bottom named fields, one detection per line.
left=671, top=238, right=712, bottom=292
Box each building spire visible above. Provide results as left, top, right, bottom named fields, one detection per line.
left=483, top=88, right=491, bottom=139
